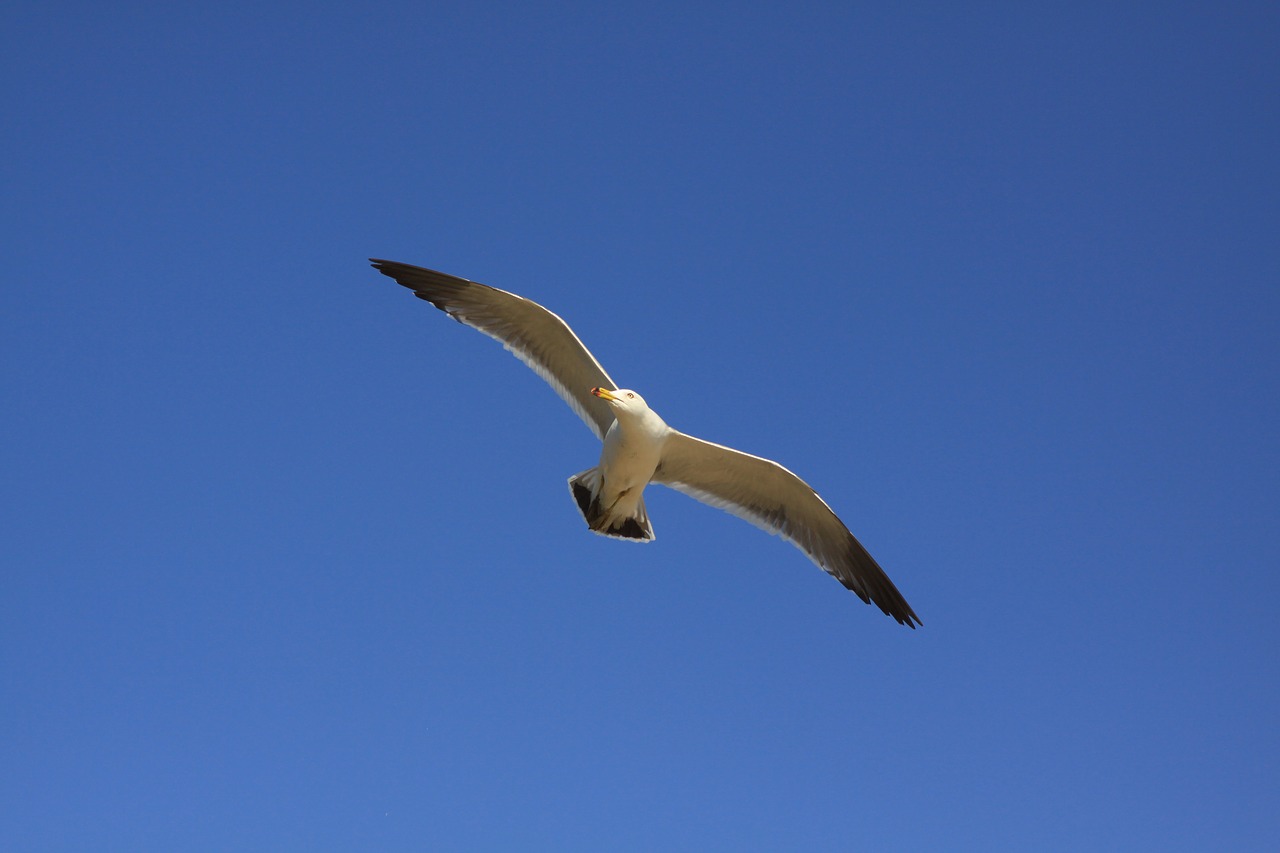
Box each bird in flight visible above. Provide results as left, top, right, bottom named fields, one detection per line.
left=370, top=259, right=920, bottom=627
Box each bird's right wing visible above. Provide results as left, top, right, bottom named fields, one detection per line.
left=371, top=259, right=618, bottom=440
left=655, top=430, right=920, bottom=627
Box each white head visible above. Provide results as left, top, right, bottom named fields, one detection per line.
left=591, top=387, right=649, bottom=416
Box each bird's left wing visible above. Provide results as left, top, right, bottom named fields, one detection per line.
left=371, top=259, right=618, bottom=440
left=654, top=430, right=920, bottom=627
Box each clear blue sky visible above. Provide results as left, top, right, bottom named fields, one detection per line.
left=3, top=2, right=1277, bottom=850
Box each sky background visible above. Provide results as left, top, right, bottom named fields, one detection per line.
left=3, top=2, right=1278, bottom=850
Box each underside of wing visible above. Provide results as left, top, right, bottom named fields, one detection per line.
left=655, top=430, right=920, bottom=627
left=370, top=259, right=618, bottom=439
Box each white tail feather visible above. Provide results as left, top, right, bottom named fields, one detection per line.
left=567, top=467, right=655, bottom=541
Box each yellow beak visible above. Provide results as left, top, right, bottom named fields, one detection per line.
left=592, top=387, right=619, bottom=401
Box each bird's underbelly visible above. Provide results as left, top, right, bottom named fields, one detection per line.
left=598, top=429, right=663, bottom=503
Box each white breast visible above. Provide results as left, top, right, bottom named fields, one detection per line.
left=599, top=408, right=670, bottom=496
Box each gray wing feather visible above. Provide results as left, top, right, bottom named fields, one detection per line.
left=655, top=430, right=920, bottom=627
left=370, top=259, right=618, bottom=440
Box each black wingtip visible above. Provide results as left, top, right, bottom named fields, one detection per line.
left=840, top=537, right=921, bottom=628
left=887, top=601, right=922, bottom=629
left=369, top=258, right=415, bottom=276
left=877, top=595, right=921, bottom=629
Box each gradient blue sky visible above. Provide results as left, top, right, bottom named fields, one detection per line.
left=3, top=2, right=1277, bottom=850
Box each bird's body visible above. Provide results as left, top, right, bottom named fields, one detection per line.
left=370, top=259, right=921, bottom=627
left=583, top=390, right=669, bottom=540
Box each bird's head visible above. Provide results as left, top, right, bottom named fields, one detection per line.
left=591, top=387, right=648, bottom=415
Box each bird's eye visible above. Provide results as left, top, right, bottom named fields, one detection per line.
left=627, top=392, right=635, bottom=399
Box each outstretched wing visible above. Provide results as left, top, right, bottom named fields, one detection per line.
left=371, top=259, right=618, bottom=439
left=655, top=430, right=920, bottom=627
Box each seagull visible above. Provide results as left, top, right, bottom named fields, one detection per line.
left=370, top=259, right=920, bottom=627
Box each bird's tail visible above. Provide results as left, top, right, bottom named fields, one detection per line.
left=568, top=467, right=655, bottom=542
